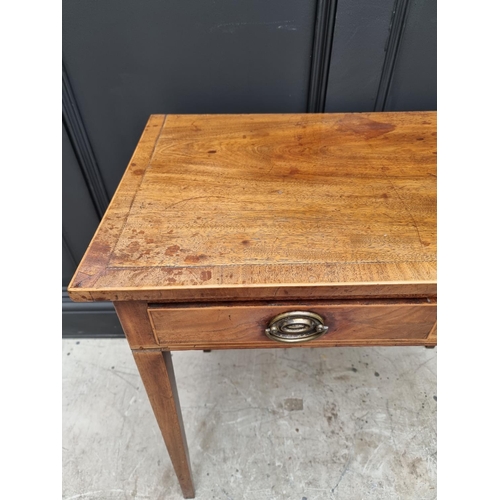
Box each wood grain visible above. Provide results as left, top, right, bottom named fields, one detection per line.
left=132, top=350, right=195, bottom=498
left=155, top=338, right=436, bottom=351
left=67, top=112, right=437, bottom=500
left=113, top=301, right=157, bottom=349
left=76, top=280, right=436, bottom=303
left=426, top=322, right=437, bottom=346
left=68, top=112, right=436, bottom=302
left=148, top=300, right=436, bottom=349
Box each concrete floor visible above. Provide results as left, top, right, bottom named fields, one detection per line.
left=62, top=340, right=436, bottom=500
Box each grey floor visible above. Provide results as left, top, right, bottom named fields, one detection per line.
left=62, top=340, right=436, bottom=500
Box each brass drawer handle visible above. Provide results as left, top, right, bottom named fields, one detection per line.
left=265, top=311, right=328, bottom=343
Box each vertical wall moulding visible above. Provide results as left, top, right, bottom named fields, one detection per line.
left=62, top=62, right=109, bottom=217
left=374, top=0, right=411, bottom=111
left=307, top=0, right=338, bottom=112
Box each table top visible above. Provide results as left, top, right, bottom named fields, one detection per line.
left=68, top=112, right=436, bottom=303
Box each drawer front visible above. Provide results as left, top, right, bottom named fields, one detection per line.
left=147, top=301, right=437, bottom=349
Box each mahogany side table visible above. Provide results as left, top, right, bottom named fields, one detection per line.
left=68, top=112, right=437, bottom=498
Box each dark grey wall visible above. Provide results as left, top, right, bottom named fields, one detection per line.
left=384, top=0, right=437, bottom=111
left=63, top=0, right=317, bottom=196
left=325, top=0, right=395, bottom=112
left=62, top=0, right=436, bottom=337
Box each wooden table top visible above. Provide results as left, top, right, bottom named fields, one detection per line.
left=68, top=112, right=436, bottom=303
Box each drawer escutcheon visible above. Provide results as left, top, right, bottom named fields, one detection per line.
left=265, top=311, right=329, bottom=343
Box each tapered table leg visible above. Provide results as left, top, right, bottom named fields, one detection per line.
left=133, top=350, right=195, bottom=498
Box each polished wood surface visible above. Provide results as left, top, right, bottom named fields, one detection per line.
left=132, top=350, right=195, bottom=498
left=68, top=112, right=436, bottom=302
left=114, top=301, right=158, bottom=349
left=427, top=322, right=437, bottom=344
left=70, top=113, right=437, bottom=499
left=148, top=299, right=436, bottom=349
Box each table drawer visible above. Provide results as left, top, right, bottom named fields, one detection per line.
left=147, top=300, right=437, bottom=349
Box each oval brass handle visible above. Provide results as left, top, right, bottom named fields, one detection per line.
left=265, top=311, right=328, bottom=343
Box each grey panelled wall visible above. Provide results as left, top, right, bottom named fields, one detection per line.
left=325, top=0, right=437, bottom=113
left=384, top=0, right=437, bottom=111
left=325, top=0, right=395, bottom=112
left=62, top=0, right=437, bottom=337
left=62, top=0, right=317, bottom=197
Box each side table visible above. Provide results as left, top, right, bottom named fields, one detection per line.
left=68, top=112, right=437, bottom=498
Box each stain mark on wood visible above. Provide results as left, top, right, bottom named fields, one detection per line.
left=165, top=245, right=181, bottom=256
